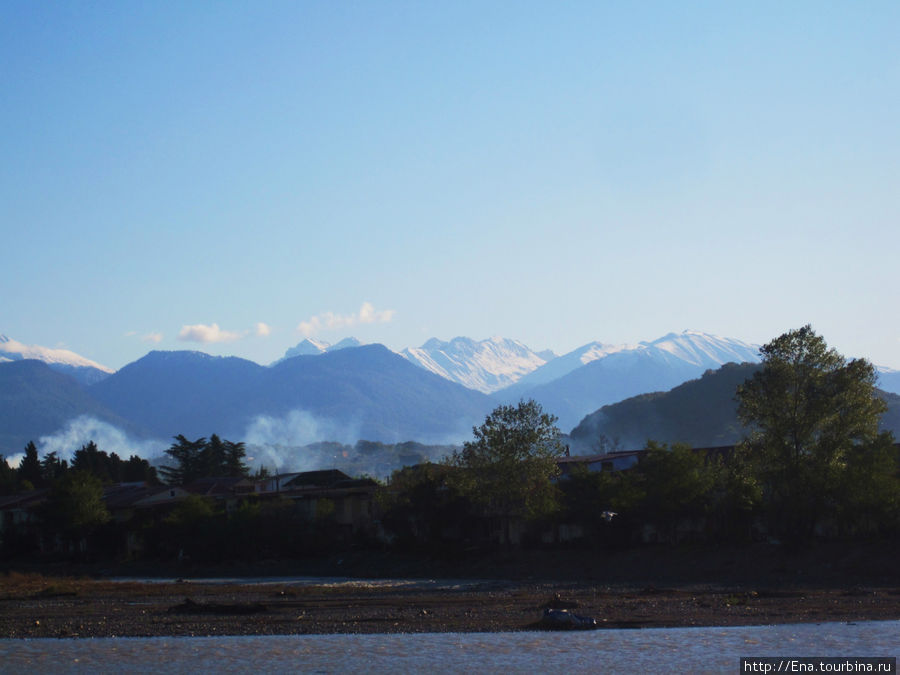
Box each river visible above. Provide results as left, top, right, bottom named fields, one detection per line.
left=2, top=620, right=897, bottom=673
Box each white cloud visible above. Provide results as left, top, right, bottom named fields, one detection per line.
left=126, top=331, right=163, bottom=343
left=297, top=302, right=395, bottom=337
left=178, top=323, right=243, bottom=344
left=255, top=322, right=272, bottom=337
left=358, top=301, right=395, bottom=324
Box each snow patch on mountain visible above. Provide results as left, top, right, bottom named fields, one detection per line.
left=401, top=336, right=549, bottom=393
left=503, top=341, right=632, bottom=393
left=0, top=334, right=113, bottom=373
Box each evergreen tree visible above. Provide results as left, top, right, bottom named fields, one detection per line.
left=0, top=455, right=18, bottom=494
left=203, top=434, right=228, bottom=476
left=122, top=454, right=161, bottom=484
left=72, top=441, right=109, bottom=481
left=17, top=441, right=43, bottom=489
left=223, top=440, right=250, bottom=478
left=160, top=435, right=207, bottom=486
left=40, top=451, right=68, bottom=484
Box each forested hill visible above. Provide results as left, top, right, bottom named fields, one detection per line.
left=570, top=362, right=900, bottom=452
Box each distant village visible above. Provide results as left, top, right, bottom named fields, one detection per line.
left=2, top=435, right=898, bottom=564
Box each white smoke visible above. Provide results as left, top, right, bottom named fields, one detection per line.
left=5, top=453, right=24, bottom=468
left=35, top=416, right=168, bottom=462
left=242, top=409, right=362, bottom=472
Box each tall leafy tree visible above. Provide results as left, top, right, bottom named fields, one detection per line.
left=40, top=471, right=110, bottom=552
left=634, top=441, right=716, bottom=542
left=736, top=325, right=894, bottom=540
left=448, top=399, right=564, bottom=545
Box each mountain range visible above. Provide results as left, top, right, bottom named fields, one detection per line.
left=89, top=345, right=492, bottom=445
left=2, top=330, right=898, bottom=459
left=495, top=331, right=763, bottom=430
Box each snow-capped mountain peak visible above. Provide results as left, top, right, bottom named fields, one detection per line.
left=401, top=336, right=549, bottom=393
left=0, top=334, right=114, bottom=386
left=0, top=334, right=113, bottom=372
left=279, top=338, right=331, bottom=361
left=646, top=330, right=760, bottom=368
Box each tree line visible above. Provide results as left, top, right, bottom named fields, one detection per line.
left=2, top=326, right=898, bottom=562
left=0, top=434, right=253, bottom=560
left=0, top=441, right=159, bottom=493
left=379, top=326, right=900, bottom=549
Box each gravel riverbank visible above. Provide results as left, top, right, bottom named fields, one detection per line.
left=4, top=544, right=899, bottom=638
left=2, top=573, right=900, bottom=638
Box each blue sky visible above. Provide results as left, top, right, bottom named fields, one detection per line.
left=2, top=1, right=898, bottom=370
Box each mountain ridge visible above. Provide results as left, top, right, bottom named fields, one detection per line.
left=0, top=334, right=113, bottom=386
left=87, top=344, right=492, bottom=444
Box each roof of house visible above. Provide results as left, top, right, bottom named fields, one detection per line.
left=182, top=476, right=247, bottom=496
left=0, top=489, right=49, bottom=510
left=556, top=450, right=644, bottom=467
left=101, top=482, right=183, bottom=509
left=281, top=469, right=351, bottom=489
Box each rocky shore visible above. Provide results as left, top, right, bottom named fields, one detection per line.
left=3, top=544, right=899, bottom=638
left=2, top=577, right=899, bottom=639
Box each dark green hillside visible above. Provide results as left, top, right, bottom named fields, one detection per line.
left=879, top=391, right=900, bottom=432
left=570, top=362, right=758, bottom=449
left=571, top=361, right=900, bottom=451
left=0, top=360, right=140, bottom=455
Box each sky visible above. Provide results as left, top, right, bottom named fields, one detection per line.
left=2, top=1, right=899, bottom=371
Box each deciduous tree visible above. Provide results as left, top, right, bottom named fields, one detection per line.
left=448, top=399, right=564, bottom=545
left=736, top=325, right=894, bottom=540
left=40, top=471, right=110, bottom=553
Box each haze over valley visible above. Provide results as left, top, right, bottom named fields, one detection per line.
left=3, top=329, right=900, bottom=476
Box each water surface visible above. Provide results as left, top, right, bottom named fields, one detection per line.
left=2, top=621, right=897, bottom=673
